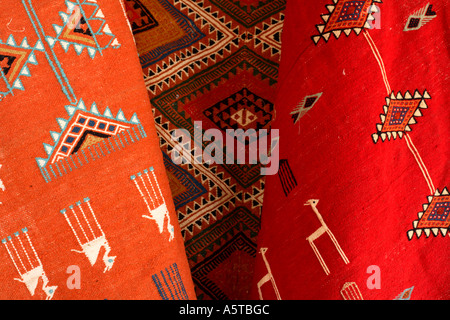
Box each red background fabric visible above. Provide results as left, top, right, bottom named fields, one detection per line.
left=251, top=0, right=449, bottom=300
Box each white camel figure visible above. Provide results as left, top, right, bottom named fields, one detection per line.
left=61, top=198, right=116, bottom=273
left=142, top=203, right=175, bottom=242
left=131, top=167, right=175, bottom=241
left=71, top=235, right=116, bottom=273
left=305, top=199, right=349, bottom=275
left=256, top=247, right=281, bottom=300
left=14, top=265, right=58, bottom=300
left=2, top=229, right=57, bottom=300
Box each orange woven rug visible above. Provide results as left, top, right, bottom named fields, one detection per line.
left=0, top=0, right=195, bottom=300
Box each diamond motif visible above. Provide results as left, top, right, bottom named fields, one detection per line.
left=124, top=0, right=159, bottom=34
left=203, top=87, right=273, bottom=135
left=372, top=90, right=430, bottom=143
left=311, top=0, right=381, bottom=44
left=407, top=187, right=450, bottom=240
left=404, top=3, right=437, bottom=32
left=291, top=92, right=323, bottom=124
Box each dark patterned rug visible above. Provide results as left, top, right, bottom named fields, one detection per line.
left=125, top=0, right=285, bottom=299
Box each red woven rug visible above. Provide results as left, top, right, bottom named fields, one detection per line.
left=251, top=0, right=449, bottom=300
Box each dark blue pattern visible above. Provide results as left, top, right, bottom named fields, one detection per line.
left=139, top=0, right=206, bottom=68
left=152, top=263, right=189, bottom=300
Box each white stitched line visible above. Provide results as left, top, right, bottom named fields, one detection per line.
left=404, top=133, right=435, bottom=194
left=363, top=30, right=391, bottom=95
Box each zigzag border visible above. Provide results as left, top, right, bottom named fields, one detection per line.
left=372, top=90, right=431, bottom=143
left=0, top=35, right=45, bottom=100
left=46, top=0, right=120, bottom=59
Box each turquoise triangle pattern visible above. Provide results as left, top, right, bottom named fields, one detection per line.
left=46, top=0, right=121, bottom=59
left=0, top=35, right=45, bottom=101
left=35, top=99, right=146, bottom=183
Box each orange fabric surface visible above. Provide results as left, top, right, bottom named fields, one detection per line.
left=0, top=0, right=195, bottom=299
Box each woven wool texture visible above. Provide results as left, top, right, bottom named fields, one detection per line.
left=0, top=0, right=195, bottom=300
left=125, top=0, right=286, bottom=299
left=251, top=0, right=449, bottom=300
